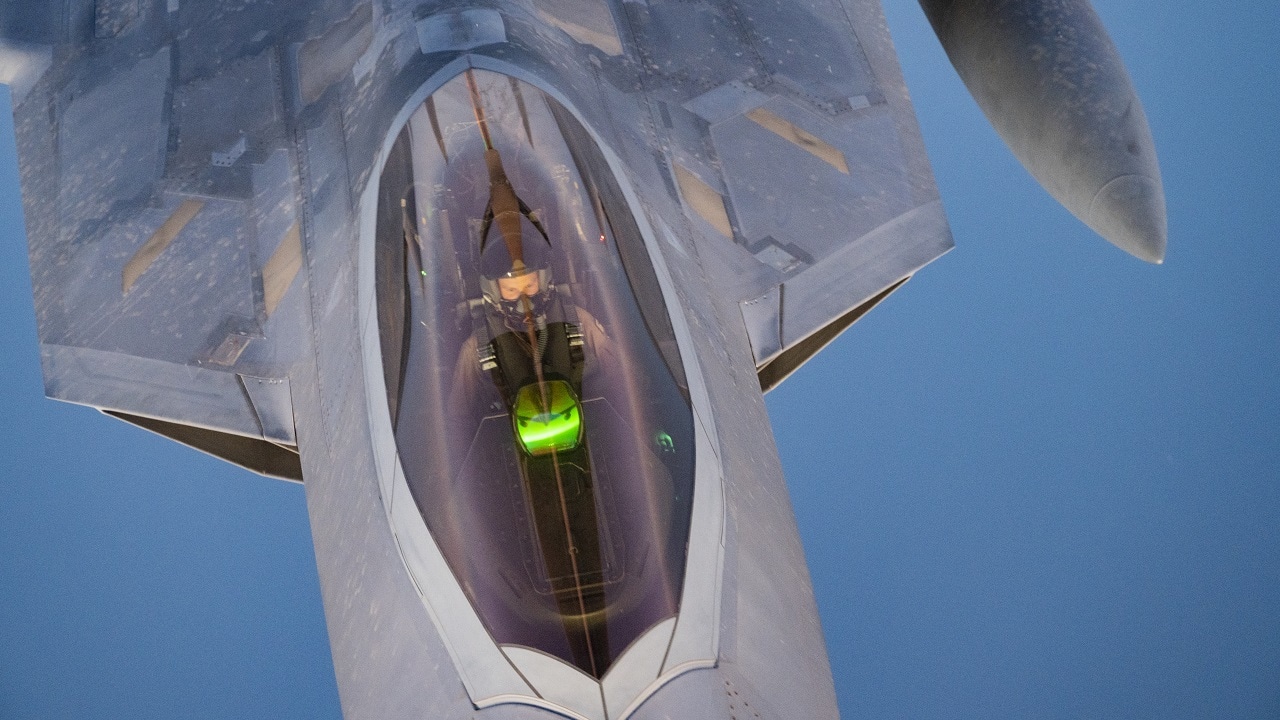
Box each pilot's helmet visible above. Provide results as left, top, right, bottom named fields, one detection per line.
left=479, top=228, right=552, bottom=322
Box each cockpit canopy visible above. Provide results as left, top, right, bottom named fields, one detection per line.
left=374, top=69, right=694, bottom=678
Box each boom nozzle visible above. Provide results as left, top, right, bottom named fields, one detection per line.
left=920, top=0, right=1168, bottom=262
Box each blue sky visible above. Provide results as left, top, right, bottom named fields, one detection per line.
left=1, top=1, right=1277, bottom=718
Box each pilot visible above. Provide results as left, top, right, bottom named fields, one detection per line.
left=445, top=141, right=615, bottom=447
left=477, top=224, right=584, bottom=402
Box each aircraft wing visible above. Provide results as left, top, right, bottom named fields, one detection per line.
left=1, top=0, right=949, bottom=474
left=0, top=3, right=359, bottom=480
left=571, top=0, right=955, bottom=390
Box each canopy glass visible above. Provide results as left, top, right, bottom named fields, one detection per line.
left=375, top=69, right=695, bottom=678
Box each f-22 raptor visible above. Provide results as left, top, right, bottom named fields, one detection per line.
left=0, top=0, right=1163, bottom=717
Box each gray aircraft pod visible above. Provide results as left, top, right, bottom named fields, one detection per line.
left=0, top=0, right=1163, bottom=718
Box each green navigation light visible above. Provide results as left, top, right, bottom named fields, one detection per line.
left=513, top=379, right=583, bottom=455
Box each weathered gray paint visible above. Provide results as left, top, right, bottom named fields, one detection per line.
left=2, top=0, right=1162, bottom=717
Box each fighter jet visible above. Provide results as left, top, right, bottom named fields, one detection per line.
left=0, top=0, right=1163, bottom=717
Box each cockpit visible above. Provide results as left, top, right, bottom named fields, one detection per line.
left=374, top=69, right=695, bottom=679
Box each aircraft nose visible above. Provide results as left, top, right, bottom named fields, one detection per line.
left=1089, top=173, right=1168, bottom=264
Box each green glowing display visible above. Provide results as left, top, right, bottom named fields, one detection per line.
left=513, top=379, right=583, bottom=455
left=654, top=430, right=674, bottom=453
